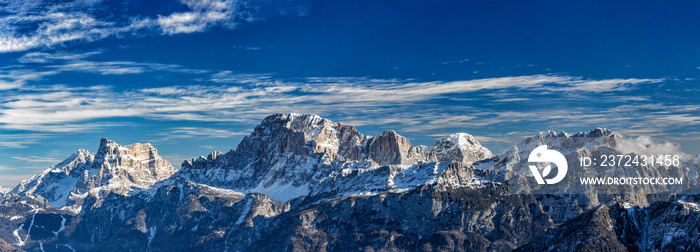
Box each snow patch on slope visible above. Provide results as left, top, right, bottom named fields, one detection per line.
left=53, top=215, right=67, bottom=236
left=250, top=181, right=310, bottom=202
left=148, top=226, right=157, bottom=248
left=13, top=223, right=25, bottom=247
left=47, top=176, right=80, bottom=208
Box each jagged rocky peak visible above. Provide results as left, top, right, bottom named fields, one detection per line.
left=182, top=150, right=225, bottom=170
left=365, top=130, right=434, bottom=166
left=10, top=148, right=96, bottom=197
left=49, top=148, right=94, bottom=174
left=96, top=138, right=158, bottom=164
left=247, top=113, right=368, bottom=161
left=10, top=138, right=177, bottom=209
left=178, top=113, right=370, bottom=191
left=427, top=133, right=493, bottom=165
left=524, top=128, right=621, bottom=149
left=208, top=150, right=223, bottom=160
left=93, top=138, right=176, bottom=181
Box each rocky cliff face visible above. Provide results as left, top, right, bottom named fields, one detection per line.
left=1, top=113, right=698, bottom=252
left=91, top=138, right=175, bottom=188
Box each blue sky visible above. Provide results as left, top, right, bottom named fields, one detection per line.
left=1, top=0, right=699, bottom=187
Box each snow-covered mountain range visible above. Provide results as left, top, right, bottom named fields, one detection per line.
left=0, top=113, right=697, bottom=251
left=178, top=113, right=492, bottom=201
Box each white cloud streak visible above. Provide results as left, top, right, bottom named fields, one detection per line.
left=161, top=127, right=250, bottom=139
left=0, top=0, right=309, bottom=53
left=0, top=74, right=670, bottom=136
left=18, top=51, right=101, bottom=64
left=0, top=134, right=51, bottom=148
left=0, top=69, right=57, bottom=90
left=11, top=155, right=62, bottom=163
left=0, top=51, right=211, bottom=90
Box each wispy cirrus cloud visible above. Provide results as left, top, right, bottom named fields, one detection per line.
left=0, top=68, right=57, bottom=90
left=0, top=50, right=212, bottom=90
left=11, top=155, right=62, bottom=163
left=293, top=75, right=662, bottom=105
left=210, top=71, right=273, bottom=84
left=161, top=127, right=250, bottom=140
left=18, top=51, right=101, bottom=64
left=0, top=0, right=310, bottom=53
left=51, top=60, right=210, bottom=75
left=21, top=50, right=209, bottom=75
left=0, top=134, right=51, bottom=149
left=156, top=0, right=243, bottom=35
left=0, top=74, right=670, bottom=136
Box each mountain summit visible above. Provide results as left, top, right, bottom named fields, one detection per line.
left=11, top=138, right=176, bottom=209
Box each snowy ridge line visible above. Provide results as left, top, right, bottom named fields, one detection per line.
left=5, top=114, right=698, bottom=215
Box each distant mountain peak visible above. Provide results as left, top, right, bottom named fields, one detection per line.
left=91, top=138, right=175, bottom=187
left=99, top=137, right=116, bottom=146
left=260, top=113, right=327, bottom=131
left=10, top=138, right=176, bottom=209
left=427, top=133, right=493, bottom=165
left=531, top=128, right=617, bottom=139
left=49, top=149, right=94, bottom=174
left=95, top=138, right=159, bottom=160
left=0, top=186, right=9, bottom=195
left=587, top=127, right=614, bottom=137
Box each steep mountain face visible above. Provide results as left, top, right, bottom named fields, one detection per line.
left=5, top=168, right=548, bottom=252
left=178, top=113, right=492, bottom=201
left=66, top=180, right=549, bottom=252
left=1, top=113, right=698, bottom=252
left=9, top=138, right=176, bottom=210
left=517, top=196, right=700, bottom=251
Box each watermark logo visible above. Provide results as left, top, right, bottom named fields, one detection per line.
left=528, top=145, right=568, bottom=184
